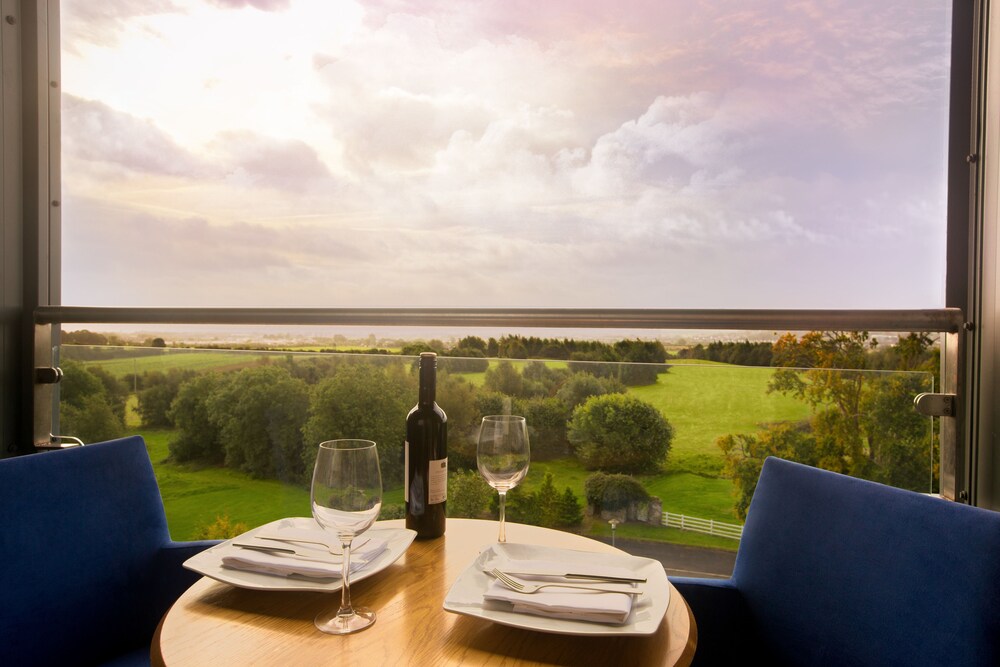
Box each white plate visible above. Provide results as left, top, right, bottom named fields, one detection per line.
left=184, top=517, right=416, bottom=593
left=442, top=542, right=669, bottom=636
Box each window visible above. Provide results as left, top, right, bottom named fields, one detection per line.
left=60, top=1, right=952, bottom=310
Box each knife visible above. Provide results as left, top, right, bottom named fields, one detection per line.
left=489, top=567, right=647, bottom=583
left=231, top=542, right=339, bottom=563
left=563, top=573, right=647, bottom=583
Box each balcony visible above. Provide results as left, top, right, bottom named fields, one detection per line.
left=43, top=308, right=954, bottom=578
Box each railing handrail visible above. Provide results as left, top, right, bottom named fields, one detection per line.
left=34, top=306, right=965, bottom=332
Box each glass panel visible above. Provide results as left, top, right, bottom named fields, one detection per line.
left=59, top=1, right=952, bottom=310
left=57, top=328, right=936, bottom=578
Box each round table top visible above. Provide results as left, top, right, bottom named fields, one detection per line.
left=154, top=518, right=697, bottom=666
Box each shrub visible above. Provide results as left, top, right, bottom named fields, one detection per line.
left=584, top=472, right=650, bottom=513
left=568, top=394, right=673, bottom=473
left=191, top=515, right=249, bottom=540
left=448, top=470, right=494, bottom=518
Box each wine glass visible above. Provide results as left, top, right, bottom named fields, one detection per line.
left=476, top=415, right=530, bottom=542
left=310, top=439, right=383, bottom=635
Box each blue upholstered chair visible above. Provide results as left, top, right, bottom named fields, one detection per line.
left=670, top=456, right=1000, bottom=667
left=0, top=436, right=219, bottom=666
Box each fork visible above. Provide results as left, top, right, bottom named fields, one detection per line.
left=489, top=568, right=643, bottom=596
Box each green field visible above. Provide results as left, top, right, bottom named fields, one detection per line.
left=68, top=350, right=268, bottom=376
left=633, top=363, right=810, bottom=476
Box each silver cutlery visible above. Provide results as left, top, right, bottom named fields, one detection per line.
left=490, top=568, right=646, bottom=583
left=232, top=542, right=337, bottom=563
left=489, top=568, right=643, bottom=596
left=255, top=534, right=370, bottom=555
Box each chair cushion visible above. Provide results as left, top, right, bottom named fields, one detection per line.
left=732, top=457, right=1000, bottom=667
left=0, top=437, right=174, bottom=666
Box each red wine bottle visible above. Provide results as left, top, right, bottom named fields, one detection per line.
left=405, top=352, right=447, bottom=538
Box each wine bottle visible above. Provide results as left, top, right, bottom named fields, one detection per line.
left=405, top=352, right=447, bottom=538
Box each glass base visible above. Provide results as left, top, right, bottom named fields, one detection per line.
left=314, top=606, right=376, bottom=635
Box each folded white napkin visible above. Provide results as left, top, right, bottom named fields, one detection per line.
left=482, top=558, right=636, bottom=625
left=483, top=579, right=633, bottom=624
left=222, top=537, right=388, bottom=579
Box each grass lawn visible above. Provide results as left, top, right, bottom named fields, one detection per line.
left=71, top=350, right=268, bottom=377
left=632, top=364, right=810, bottom=475
left=144, top=430, right=311, bottom=540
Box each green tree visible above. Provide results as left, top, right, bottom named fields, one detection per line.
left=768, top=331, right=934, bottom=488
left=303, top=362, right=414, bottom=486
left=58, top=360, right=124, bottom=443
left=556, top=487, right=583, bottom=526
left=535, top=471, right=561, bottom=527
left=447, top=469, right=494, bottom=518
left=168, top=373, right=228, bottom=463
left=483, top=360, right=524, bottom=396
left=584, top=472, right=650, bottom=513
left=456, top=336, right=488, bottom=352
left=61, top=393, right=124, bottom=444
left=520, top=396, right=571, bottom=460
left=138, top=369, right=194, bottom=427
left=569, top=394, right=674, bottom=473
left=555, top=372, right=626, bottom=410
left=718, top=423, right=817, bottom=520
left=437, top=373, right=482, bottom=469
left=208, top=366, right=310, bottom=481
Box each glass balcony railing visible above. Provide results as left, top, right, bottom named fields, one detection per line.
left=56, top=335, right=937, bottom=576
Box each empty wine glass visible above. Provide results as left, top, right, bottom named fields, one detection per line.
left=311, top=439, right=382, bottom=634
left=476, top=415, right=530, bottom=542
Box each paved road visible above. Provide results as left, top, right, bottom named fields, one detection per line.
left=592, top=536, right=738, bottom=579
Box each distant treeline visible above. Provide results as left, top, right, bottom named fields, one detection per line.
left=676, top=340, right=773, bottom=367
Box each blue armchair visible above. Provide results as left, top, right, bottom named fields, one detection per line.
left=671, top=456, right=1000, bottom=667
left=0, top=436, right=219, bottom=666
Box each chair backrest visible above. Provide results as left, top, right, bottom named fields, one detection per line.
left=0, top=436, right=173, bottom=666
left=732, top=456, right=1000, bottom=667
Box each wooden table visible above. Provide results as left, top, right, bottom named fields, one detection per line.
left=153, top=518, right=697, bottom=666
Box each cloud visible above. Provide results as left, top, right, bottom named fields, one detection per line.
left=210, top=131, right=337, bottom=192
left=62, top=94, right=213, bottom=178
left=206, top=0, right=291, bottom=10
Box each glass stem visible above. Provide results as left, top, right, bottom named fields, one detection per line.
left=338, top=540, right=353, bottom=617
left=498, top=490, right=507, bottom=543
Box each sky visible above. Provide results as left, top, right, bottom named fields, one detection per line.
left=59, top=0, right=952, bottom=310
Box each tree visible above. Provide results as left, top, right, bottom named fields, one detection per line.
left=436, top=373, right=481, bottom=469
left=456, top=336, right=488, bottom=353
left=207, top=366, right=310, bottom=481
left=483, top=360, right=524, bottom=396
left=768, top=331, right=935, bottom=488
left=61, top=393, right=124, bottom=444
left=58, top=360, right=124, bottom=443
left=555, top=372, right=626, bottom=410
left=520, top=396, right=571, bottom=460
left=569, top=394, right=674, bottom=473
left=302, top=362, right=414, bottom=486
left=583, top=472, right=650, bottom=513
left=168, top=373, right=228, bottom=463
left=718, top=423, right=817, bottom=520
left=556, top=487, right=583, bottom=526
left=138, top=369, right=194, bottom=427
left=447, top=469, right=494, bottom=518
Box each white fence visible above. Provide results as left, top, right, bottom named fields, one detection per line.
left=662, top=511, right=743, bottom=540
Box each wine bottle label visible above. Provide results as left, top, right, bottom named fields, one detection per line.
left=428, top=457, right=447, bottom=505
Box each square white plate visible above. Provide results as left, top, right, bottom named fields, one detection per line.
left=442, top=542, right=669, bottom=636
left=183, top=517, right=416, bottom=592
